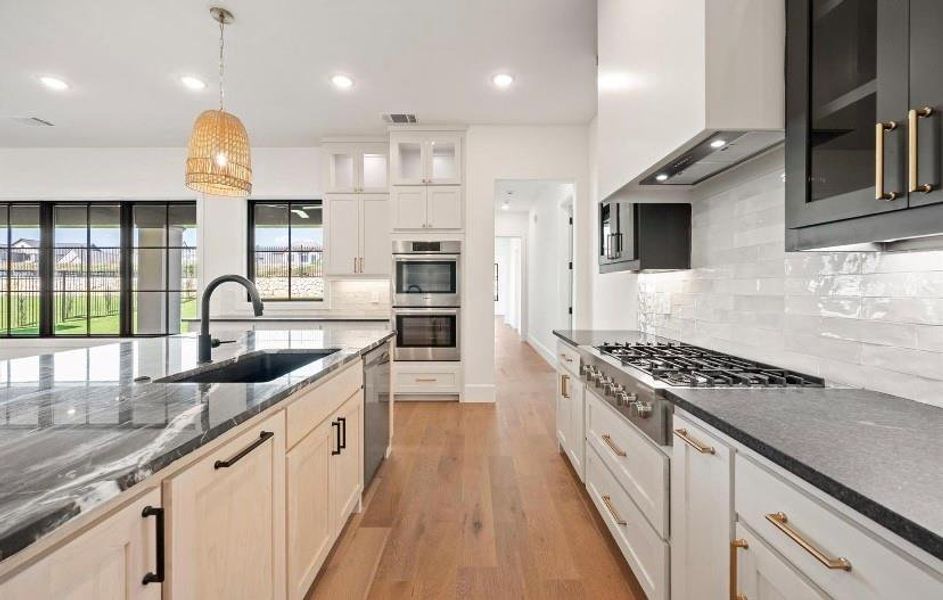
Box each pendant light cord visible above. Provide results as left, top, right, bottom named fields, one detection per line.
left=218, top=16, right=225, bottom=111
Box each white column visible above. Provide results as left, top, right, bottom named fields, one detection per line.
left=197, top=195, right=249, bottom=316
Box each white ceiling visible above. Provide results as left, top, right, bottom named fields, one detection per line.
left=0, top=0, right=597, bottom=147
left=495, top=179, right=573, bottom=214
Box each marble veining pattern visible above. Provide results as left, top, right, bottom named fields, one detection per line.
left=637, top=154, right=943, bottom=407
left=0, top=326, right=393, bottom=562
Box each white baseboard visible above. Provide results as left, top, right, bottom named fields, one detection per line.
left=462, top=383, right=496, bottom=403
left=526, top=335, right=557, bottom=369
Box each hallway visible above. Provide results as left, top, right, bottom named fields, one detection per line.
left=308, top=319, right=643, bottom=599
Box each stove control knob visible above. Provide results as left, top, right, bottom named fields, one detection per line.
left=602, top=380, right=616, bottom=395
left=598, top=375, right=612, bottom=390
left=631, top=399, right=653, bottom=419
left=613, top=389, right=629, bottom=406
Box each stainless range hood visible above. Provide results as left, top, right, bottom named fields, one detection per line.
left=638, top=130, right=784, bottom=187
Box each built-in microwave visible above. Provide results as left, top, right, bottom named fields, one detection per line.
left=392, top=241, right=461, bottom=307
left=598, top=201, right=691, bottom=273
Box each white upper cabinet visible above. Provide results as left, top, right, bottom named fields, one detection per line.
left=391, top=132, right=463, bottom=186
left=596, top=0, right=784, bottom=198
left=325, top=194, right=390, bottom=276
left=324, top=141, right=388, bottom=193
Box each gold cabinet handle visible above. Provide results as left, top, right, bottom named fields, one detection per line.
left=875, top=121, right=899, bottom=201
left=601, top=495, right=626, bottom=526
left=561, top=374, right=570, bottom=399
left=560, top=354, right=574, bottom=363
left=601, top=434, right=627, bottom=457
left=414, top=377, right=437, bottom=383
left=764, top=512, right=851, bottom=571
left=908, top=107, right=934, bottom=193
left=730, top=538, right=749, bottom=600
left=673, top=428, right=715, bottom=454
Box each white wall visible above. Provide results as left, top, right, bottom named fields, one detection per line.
left=464, top=125, right=592, bottom=402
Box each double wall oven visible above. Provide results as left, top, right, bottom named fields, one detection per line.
left=392, top=241, right=461, bottom=361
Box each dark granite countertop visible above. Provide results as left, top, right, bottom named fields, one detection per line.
left=552, top=329, right=672, bottom=347
left=0, top=326, right=393, bottom=563
left=665, top=387, right=943, bottom=561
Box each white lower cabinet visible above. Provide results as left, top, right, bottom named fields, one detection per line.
left=733, top=522, right=827, bottom=600
left=0, top=488, right=162, bottom=600
left=670, top=414, right=734, bottom=600
left=586, top=444, right=669, bottom=600
left=165, top=412, right=286, bottom=600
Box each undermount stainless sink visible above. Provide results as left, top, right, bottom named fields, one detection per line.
left=157, top=350, right=340, bottom=384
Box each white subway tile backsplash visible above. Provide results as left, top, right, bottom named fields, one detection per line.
left=638, top=159, right=943, bottom=407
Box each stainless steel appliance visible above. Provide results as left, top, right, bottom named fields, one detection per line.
left=598, top=201, right=691, bottom=273
left=392, top=240, right=461, bottom=307
left=392, top=307, right=460, bottom=361
left=363, top=342, right=391, bottom=486
left=578, top=340, right=823, bottom=446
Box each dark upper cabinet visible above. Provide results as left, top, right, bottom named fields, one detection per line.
left=598, top=202, right=690, bottom=273
left=786, top=0, right=943, bottom=250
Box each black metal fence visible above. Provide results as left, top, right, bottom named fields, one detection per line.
left=254, top=248, right=324, bottom=277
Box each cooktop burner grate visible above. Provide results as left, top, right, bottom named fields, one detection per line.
left=596, top=341, right=823, bottom=388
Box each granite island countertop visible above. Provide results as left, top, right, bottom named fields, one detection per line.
left=0, top=326, right=394, bottom=563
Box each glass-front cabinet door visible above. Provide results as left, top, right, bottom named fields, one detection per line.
left=426, top=136, right=462, bottom=185
left=328, top=148, right=357, bottom=193
left=391, top=134, right=463, bottom=185
left=360, top=149, right=389, bottom=192
left=786, top=0, right=909, bottom=229
left=908, top=0, right=943, bottom=208
left=392, top=138, right=425, bottom=185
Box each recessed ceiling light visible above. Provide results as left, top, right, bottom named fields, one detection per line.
left=39, top=76, right=69, bottom=91
left=655, top=173, right=669, bottom=182
left=331, top=74, right=354, bottom=90
left=710, top=139, right=727, bottom=149
left=180, top=76, right=206, bottom=90
left=501, top=203, right=510, bottom=211
left=492, top=73, right=514, bottom=89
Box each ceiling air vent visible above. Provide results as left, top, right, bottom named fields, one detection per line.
left=381, top=113, right=417, bottom=124
left=9, top=116, right=55, bottom=127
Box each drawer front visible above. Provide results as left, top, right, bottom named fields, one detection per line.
left=585, top=390, right=669, bottom=537
left=287, top=361, right=363, bottom=449
left=586, top=444, right=669, bottom=600
left=736, top=454, right=943, bottom=598
left=556, top=341, right=580, bottom=376
left=394, top=369, right=459, bottom=393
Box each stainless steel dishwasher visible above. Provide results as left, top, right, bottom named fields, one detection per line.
left=362, top=342, right=391, bottom=486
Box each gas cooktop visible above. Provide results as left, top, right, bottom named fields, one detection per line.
left=595, top=341, right=824, bottom=388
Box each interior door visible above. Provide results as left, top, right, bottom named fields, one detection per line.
left=908, top=0, right=943, bottom=207
left=359, top=195, right=390, bottom=275
left=326, top=195, right=360, bottom=275
left=786, top=0, right=910, bottom=228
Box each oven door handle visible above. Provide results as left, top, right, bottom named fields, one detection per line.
left=393, top=254, right=461, bottom=262
left=393, top=308, right=460, bottom=316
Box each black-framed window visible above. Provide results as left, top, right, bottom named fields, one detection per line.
left=0, top=201, right=197, bottom=338
left=248, top=200, right=324, bottom=301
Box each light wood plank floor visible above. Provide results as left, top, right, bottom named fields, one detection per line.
left=307, top=319, right=645, bottom=599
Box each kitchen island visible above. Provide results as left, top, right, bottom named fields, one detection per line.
left=0, top=326, right=394, bottom=599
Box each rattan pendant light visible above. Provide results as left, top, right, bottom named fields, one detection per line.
left=185, top=7, right=252, bottom=197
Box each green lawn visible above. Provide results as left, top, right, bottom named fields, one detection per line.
left=1, top=293, right=197, bottom=336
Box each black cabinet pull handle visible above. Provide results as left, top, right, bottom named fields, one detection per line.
left=338, top=416, right=347, bottom=450
left=331, top=420, right=342, bottom=455
left=141, top=505, right=165, bottom=585
left=214, top=430, right=274, bottom=469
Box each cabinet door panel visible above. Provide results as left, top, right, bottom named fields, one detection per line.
left=566, top=377, right=585, bottom=481
left=426, top=186, right=462, bottom=229
left=427, top=136, right=462, bottom=185
left=786, top=0, right=909, bottom=228
left=165, top=414, right=285, bottom=600
left=392, top=139, right=425, bottom=185
left=391, top=186, right=428, bottom=230
left=361, top=151, right=389, bottom=192
left=909, top=0, right=943, bottom=207
left=327, top=149, right=357, bottom=193
left=735, top=523, right=826, bottom=600
left=331, top=391, right=363, bottom=530
left=287, top=419, right=334, bottom=600
left=555, top=370, right=570, bottom=450
left=0, top=489, right=161, bottom=600
left=670, top=414, right=733, bottom=600
left=326, top=196, right=361, bottom=275
left=360, top=196, right=390, bottom=276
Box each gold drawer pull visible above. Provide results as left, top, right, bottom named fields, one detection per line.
left=560, top=354, right=574, bottom=363
left=415, top=378, right=437, bottom=383
left=601, top=495, right=626, bottom=526
left=601, top=434, right=627, bottom=457
left=730, top=538, right=748, bottom=600
left=765, top=512, right=851, bottom=571
left=673, top=428, right=715, bottom=454
left=908, top=107, right=934, bottom=193
left=875, top=121, right=899, bottom=201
